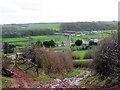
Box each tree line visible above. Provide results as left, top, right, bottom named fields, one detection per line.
left=60, top=22, right=117, bottom=31
left=2, top=26, right=55, bottom=38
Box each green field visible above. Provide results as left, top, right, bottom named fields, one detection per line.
left=3, top=35, right=67, bottom=42
left=3, top=35, right=68, bottom=43
left=27, top=23, right=60, bottom=31
left=72, top=36, right=84, bottom=41
left=2, top=35, right=68, bottom=48
left=101, top=29, right=117, bottom=33
left=55, top=33, right=65, bottom=35
left=76, top=33, right=110, bottom=40
left=72, top=50, right=88, bottom=59
left=2, top=38, right=29, bottom=42
left=53, top=46, right=70, bottom=49
left=10, top=41, right=31, bottom=45
left=31, top=35, right=67, bottom=42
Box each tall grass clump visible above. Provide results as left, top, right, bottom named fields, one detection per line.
left=35, top=47, right=73, bottom=78
left=92, top=31, right=120, bottom=78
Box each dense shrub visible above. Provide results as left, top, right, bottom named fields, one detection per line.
left=89, top=41, right=97, bottom=46
left=43, top=40, right=55, bottom=48
left=34, top=47, right=73, bottom=77
left=35, top=40, right=43, bottom=47
left=75, top=40, right=82, bottom=46
left=92, top=32, right=120, bottom=78
left=3, top=42, right=16, bottom=54
left=70, top=44, right=91, bottom=51
left=70, top=47, right=78, bottom=51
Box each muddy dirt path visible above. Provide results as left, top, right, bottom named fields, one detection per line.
left=9, top=67, right=91, bottom=88
left=8, top=67, right=36, bottom=88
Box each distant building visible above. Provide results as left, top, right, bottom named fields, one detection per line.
left=56, top=41, right=74, bottom=47
left=56, top=34, right=75, bottom=47
left=91, top=31, right=102, bottom=33
left=86, top=32, right=95, bottom=35
left=90, top=38, right=103, bottom=42
left=75, top=33, right=81, bottom=36
left=82, top=40, right=90, bottom=44
left=82, top=38, right=103, bottom=44
left=64, top=33, right=69, bottom=36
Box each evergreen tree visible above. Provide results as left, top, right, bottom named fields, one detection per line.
left=3, top=42, right=16, bottom=54
left=75, top=40, right=82, bottom=46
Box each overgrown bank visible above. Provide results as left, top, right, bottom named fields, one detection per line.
left=79, top=31, right=120, bottom=87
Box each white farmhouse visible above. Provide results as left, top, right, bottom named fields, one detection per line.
left=91, top=31, right=102, bottom=33
left=90, top=38, right=103, bottom=42
left=56, top=41, right=74, bottom=47
left=82, top=40, right=90, bottom=44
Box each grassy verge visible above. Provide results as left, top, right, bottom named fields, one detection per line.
left=17, top=64, right=82, bottom=80
left=18, top=64, right=53, bottom=81
left=73, top=59, right=93, bottom=62
left=34, top=74, right=53, bottom=81
left=2, top=76, right=12, bottom=88
left=64, top=69, right=80, bottom=78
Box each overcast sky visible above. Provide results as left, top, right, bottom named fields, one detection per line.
left=0, top=0, right=119, bottom=24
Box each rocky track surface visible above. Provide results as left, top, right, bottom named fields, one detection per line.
left=8, top=67, right=91, bottom=88
left=36, top=71, right=90, bottom=88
